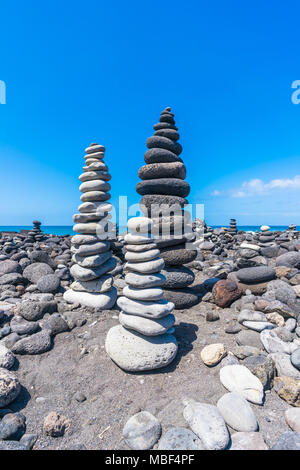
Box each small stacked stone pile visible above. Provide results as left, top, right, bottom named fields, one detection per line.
left=28, top=221, right=44, bottom=242
left=258, top=226, right=275, bottom=246
left=63, top=143, right=117, bottom=309
left=228, top=219, right=238, bottom=234
left=105, top=216, right=178, bottom=371
left=136, top=107, right=198, bottom=309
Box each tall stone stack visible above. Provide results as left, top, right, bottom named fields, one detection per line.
left=228, top=219, right=237, bottom=234
left=63, top=143, right=117, bottom=309
left=136, top=107, right=198, bottom=309
left=105, top=216, right=178, bottom=372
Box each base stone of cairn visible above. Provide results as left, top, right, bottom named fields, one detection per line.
left=63, top=143, right=117, bottom=309
left=136, top=107, right=198, bottom=309
left=228, top=218, right=238, bottom=234
left=105, top=217, right=178, bottom=372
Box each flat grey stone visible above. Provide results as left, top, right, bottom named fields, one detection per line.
left=217, top=393, right=258, bottom=432
left=123, top=411, right=161, bottom=450
left=64, top=287, right=117, bottom=309
left=270, top=352, right=300, bottom=378
left=183, top=401, right=229, bottom=450
left=272, top=431, right=300, bottom=450
left=229, top=432, right=268, bottom=450
left=158, top=427, right=204, bottom=450
left=125, top=272, right=166, bottom=288
left=117, top=296, right=174, bottom=319
left=119, top=312, right=175, bottom=336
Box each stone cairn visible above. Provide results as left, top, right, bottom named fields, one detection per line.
left=228, top=218, right=237, bottom=234
left=105, top=216, right=178, bottom=372
left=136, top=107, right=198, bottom=309
left=258, top=226, right=275, bottom=247
left=63, top=143, right=117, bottom=309
left=28, top=220, right=44, bottom=242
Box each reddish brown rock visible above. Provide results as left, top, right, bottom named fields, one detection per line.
left=212, top=279, right=242, bottom=308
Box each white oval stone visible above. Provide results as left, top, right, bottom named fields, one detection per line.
left=125, top=272, right=166, bottom=288
left=219, top=365, right=264, bottom=405
left=125, top=258, right=165, bottom=274
left=125, top=249, right=160, bottom=263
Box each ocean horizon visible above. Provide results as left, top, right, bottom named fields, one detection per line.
left=0, top=225, right=297, bottom=237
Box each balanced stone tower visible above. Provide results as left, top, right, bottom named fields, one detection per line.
left=105, top=216, right=178, bottom=371
left=228, top=218, right=237, bottom=234
left=28, top=220, right=44, bottom=242
left=64, top=143, right=117, bottom=309
left=136, top=107, right=198, bottom=309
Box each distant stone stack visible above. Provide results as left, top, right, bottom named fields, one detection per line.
left=28, top=220, right=44, bottom=242
left=136, top=107, right=198, bottom=309
left=288, top=224, right=296, bottom=231
left=63, top=143, right=117, bottom=309
left=228, top=219, right=238, bottom=234
left=105, top=216, right=178, bottom=372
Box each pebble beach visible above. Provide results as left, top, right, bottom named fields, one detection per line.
left=0, top=107, right=299, bottom=451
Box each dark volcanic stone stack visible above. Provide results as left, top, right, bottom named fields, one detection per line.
left=228, top=219, right=237, bottom=234
left=136, top=107, right=198, bottom=309
left=28, top=221, right=44, bottom=242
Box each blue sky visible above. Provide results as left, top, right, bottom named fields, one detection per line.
left=0, top=0, right=300, bottom=226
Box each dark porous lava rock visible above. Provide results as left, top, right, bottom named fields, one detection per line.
left=138, top=162, right=186, bottom=181
left=163, top=288, right=199, bottom=309
left=136, top=178, right=190, bottom=198
left=23, top=263, right=54, bottom=284
left=162, top=267, right=195, bottom=289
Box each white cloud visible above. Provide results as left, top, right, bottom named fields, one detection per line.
left=211, top=190, right=221, bottom=196
left=231, top=175, right=300, bottom=198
